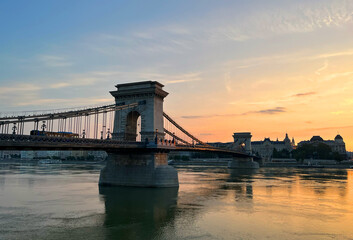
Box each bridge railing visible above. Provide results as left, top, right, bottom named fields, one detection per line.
left=0, top=133, right=145, bottom=147
left=0, top=102, right=140, bottom=140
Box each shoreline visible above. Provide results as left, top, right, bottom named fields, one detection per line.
left=169, top=159, right=353, bottom=169
left=0, top=158, right=106, bottom=165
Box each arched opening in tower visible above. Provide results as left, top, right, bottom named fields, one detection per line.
left=125, top=111, right=141, bottom=141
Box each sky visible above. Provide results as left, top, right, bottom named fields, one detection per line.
left=1, top=0, right=353, bottom=149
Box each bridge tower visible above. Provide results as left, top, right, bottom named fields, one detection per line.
left=110, top=81, right=168, bottom=142
left=232, top=132, right=252, bottom=154
left=99, top=81, right=179, bottom=187
left=229, top=132, right=259, bottom=169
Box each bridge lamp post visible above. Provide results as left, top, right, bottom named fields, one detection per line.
left=12, top=123, right=17, bottom=135
left=154, top=129, right=158, bottom=144
left=82, top=129, right=86, bottom=139
left=107, top=128, right=110, bottom=140
left=101, top=130, right=103, bottom=140
left=41, top=121, right=46, bottom=133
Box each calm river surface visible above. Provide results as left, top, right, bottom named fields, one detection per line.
left=0, top=164, right=353, bottom=240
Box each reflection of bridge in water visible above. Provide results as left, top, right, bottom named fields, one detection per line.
left=99, top=186, right=178, bottom=239
left=0, top=81, right=258, bottom=187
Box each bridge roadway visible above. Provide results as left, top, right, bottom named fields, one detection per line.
left=0, top=133, right=250, bottom=157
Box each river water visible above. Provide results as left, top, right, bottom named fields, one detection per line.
left=0, top=164, right=352, bottom=240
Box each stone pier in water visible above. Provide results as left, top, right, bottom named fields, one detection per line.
left=228, top=157, right=259, bottom=169
left=99, top=151, right=179, bottom=187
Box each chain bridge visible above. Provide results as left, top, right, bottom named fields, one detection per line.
left=0, top=81, right=258, bottom=187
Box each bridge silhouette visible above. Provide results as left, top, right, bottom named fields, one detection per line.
left=0, top=81, right=258, bottom=187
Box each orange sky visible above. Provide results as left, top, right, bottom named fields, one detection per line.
left=164, top=47, right=353, bottom=150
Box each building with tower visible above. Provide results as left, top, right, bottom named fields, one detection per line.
left=251, top=133, right=295, bottom=161
left=209, top=132, right=295, bottom=161
left=297, top=134, right=346, bottom=157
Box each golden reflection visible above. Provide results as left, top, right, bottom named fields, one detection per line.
left=188, top=168, right=353, bottom=239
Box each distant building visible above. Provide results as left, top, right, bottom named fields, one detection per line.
left=209, top=132, right=295, bottom=161
left=298, top=135, right=346, bottom=156
left=251, top=133, right=295, bottom=161
left=0, top=150, right=21, bottom=159
left=19, top=150, right=107, bottom=160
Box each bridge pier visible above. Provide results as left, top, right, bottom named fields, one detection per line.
left=228, top=157, right=259, bottom=169
left=99, top=151, right=179, bottom=187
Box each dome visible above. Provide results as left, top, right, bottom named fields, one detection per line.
left=310, top=136, right=323, bottom=142
left=335, top=134, right=343, bottom=140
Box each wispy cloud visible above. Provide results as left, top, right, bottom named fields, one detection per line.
left=313, top=49, right=353, bottom=59
left=199, top=0, right=353, bottom=45
left=0, top=84, right=41, bottom=94
left=233, top=91, right=317, bottom=107
left=87, top=1, right=353, bottom=58
left=89, top=69, right=202, bottom=85
left=292, top=92, right=317, bottom=97
left=208, top=1, right=353, bottom=43
left=166, top=79, right=198, bottom=84
left=320, top=71, right=353, bottom=82
left=331, top=111, right=345, bottom=115
left=224, top=72, right=232, bottom=93
left=165, top=73, right=202, bottom=84
left=199, top=133, right=213, bottom=136
left=14, top=97, right=112, bottom=107
left=0, top=76, right=101, bottom=94
left=49, top=83, right=71, bottom=89
left=37, top=55, right=73, bottom=67
left=224, top=48, right=353, bottom=72
left=181, top=107, right=287, bottom=119
left=315, top=60, right=328, bottom=75
left=255, top=107, right=286, bottom=115
left=306, top=125, right=353, bottom=131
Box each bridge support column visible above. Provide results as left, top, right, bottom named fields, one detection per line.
left=99, top=152, right=179, bottom=187
left=228, top=157, right=259, bottom=169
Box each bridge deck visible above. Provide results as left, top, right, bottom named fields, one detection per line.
left=0, top=134, right=250, bottom=157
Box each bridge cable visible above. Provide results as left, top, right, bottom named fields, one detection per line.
left=163, top=112, right=210, bottom=147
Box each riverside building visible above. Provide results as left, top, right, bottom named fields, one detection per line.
left=251, top=133, right=295, bottom=161
left=298, top=135, right=346, bottom=156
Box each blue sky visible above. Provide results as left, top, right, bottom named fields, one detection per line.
left=1, top=0, right=353, bottom=147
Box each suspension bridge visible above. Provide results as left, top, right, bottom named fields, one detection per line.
left=0, top=81, right=258, bottom=187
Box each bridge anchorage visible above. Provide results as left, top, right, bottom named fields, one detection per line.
left=0, top=80, right=258, bottom=188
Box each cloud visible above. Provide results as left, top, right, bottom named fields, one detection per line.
left=0, top=67, right=202, bottom=111
left=320, top=71, right=353, bottom=82
left=208, top=0, right=353, bottom=42
left=181, top=107, right=287, bottom=119
left=89, top=70, right=202, bottom=85
left=313, top=49, right=353, bottom=59
left=223, top=48, right=353, bottom=72
left=166, top=79, right=199, bottom=84
left=165, top=73, right=202, bottom=84
left=50, top=83, right=71, bottom=88
left=292, top=92, right=317, bottom=97
left=315, top=60, right=328, bottom=75
left=306, top=125, right=353, bottom=131
left=0, top=84, right=42, bottom=94
left=37, top=55, right=73, bottom=67
left=88, top=1, right=353, bottom=58
left=0, top=76, right=101, bottom=94
left=331, top=111, right=345, bottom=115
left=224, top=72, right=232, bottom=93
left=233, top=91, right=316, bottom=107
left=14, top=97, right=112, bottom=107
left=253, top=107, right=286, bottom=115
